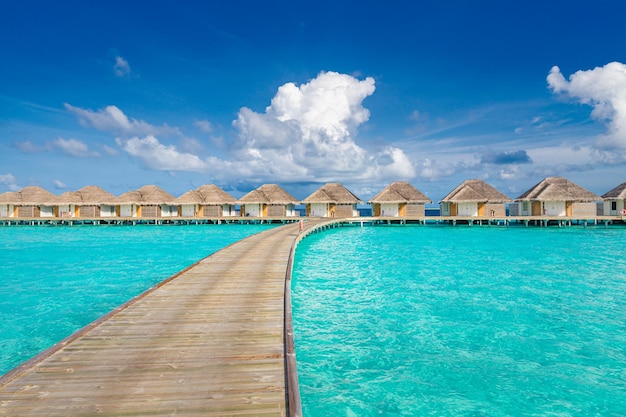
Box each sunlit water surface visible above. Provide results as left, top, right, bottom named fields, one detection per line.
left=292, top=225, right=626, bottom=416
left=0, top=224, right=274, bottom=376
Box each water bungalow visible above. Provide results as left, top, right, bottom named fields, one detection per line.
left=440, top=179, right=511, bottom=217
left=55, top=185, right=117, bottom=218
left=0, top=191, right=18, bottom=217
left=238, top=184, right=299, bottom=217
left=0, top=186, right=57, bottom=218
left=301, top=182, right=362, bottom=217
left=176, top=184, right=237, bottom=217
left=368, top=181, right=432, bottom=217
left=514, top=176, right=600, bottom=217
left=601, top=182, right=626, bottom=216
left=114, top=185, right=177, bottom=218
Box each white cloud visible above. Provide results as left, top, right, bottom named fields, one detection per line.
left=232, top=71, right=415, bottom=182
left=52, top=138, right=99, bottom=158
left=194, top=119, right=213, bottom=133
left=52, top=179, right=67, bottom=189
left=65, top=104, right=181, bottom=137
left=116, top=136, right=214, bottom=173
left=113, top=56, right=131, bottom=78
left=13, top=140, right=44, bottom=153
left=178, top=137, right=204, bottom=154
left=66, top=72, right=419, bottom=185
left=14, top=138, right=102, bottom=158
left=528, top=144, right=594, bottom=166
left=548, top=62, right=626, bottom=150
left=0, top=173, right=19, bottom=191
left=102, top=145, right=120, bottom=156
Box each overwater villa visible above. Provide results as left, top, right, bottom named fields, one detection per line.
left=176, top=184, right=237, bottom=217
left=368, top=181, right=431, bottom=217
left=55, top=185, right=117, bottom=218
left=514, top=176, right=600, bottom=217
left=1, top=179, right=623, bottom=224
left=0, top=191, right=18, bottom=218
left=440, top=179, right=511, bottom=217
left=114, top=185, right=177, bottom=218
left=237, top=184, right=299, bottom=217
left=601, top=182, right=626, bottom=216
left=301, top=182, right=362, bottom=218
left=0, top=186, right=57, bottom=218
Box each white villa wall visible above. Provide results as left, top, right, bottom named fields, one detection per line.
left=604, top=200, right=625, bottom=215
left=161, top=205, right=178, bottom=217
left=457, top=202, right=478, bottom=217
left=100, top=205, right=116, bottom=217
left=543, top=201, right=566, bottom=216
left=309, top=203, right=329, bottom=217
left=380, top=203, right=399, bottom=217
left=222, top=204, right=236, bottom=217
left=119, top=204, right=136, bottom=217
left=180, top=204, right=196, bottom=217
left=243, top=203, right=261, bottom=217
left=40, top=206, right=55, bottom=218
left=0, top=204, right=12, bottom=217
left=285, top=204, right=297, bottom=217
left=57, top=204, right=73, bottom=217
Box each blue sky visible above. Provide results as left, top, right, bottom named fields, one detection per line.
left=2, top=1, right=626, bottom=202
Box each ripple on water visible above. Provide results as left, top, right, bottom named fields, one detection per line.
left=293, top=226, right=626, bottom=416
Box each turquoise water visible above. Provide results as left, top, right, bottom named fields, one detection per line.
left=292, top=225, right=626, bottom=416
left=0, top=224, right=273, bottom=377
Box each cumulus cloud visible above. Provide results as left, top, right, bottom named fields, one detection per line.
left=0, top=173, right=19, bottom=191
left=113, top=56, right=131, bottom=78
left=418, top=157, right=477, bottom=179
left=548, top=62, right=626, bottom=149
left=65, top=104, right=181, bottom=137
left=194, top=119, right=213, bottom=133
left=481, top=149, right=532, bottom=164
left=65, top=72, right=417, bottom=185
left=232, top=71, right=415, bottom=182
left=52, top=138, right=99, bottom=158
left=116, top=136, right=215, bottom=173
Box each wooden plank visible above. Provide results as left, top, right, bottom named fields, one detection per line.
left=0, top=221, right=317, bottom=417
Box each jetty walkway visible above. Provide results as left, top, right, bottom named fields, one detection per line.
left=0, top=220, right=325, bottom=416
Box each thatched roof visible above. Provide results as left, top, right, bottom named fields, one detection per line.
left=237, top=184, right=298, bottom=205
left=198, top=185, right=236, bottom=204
left=0, top=191, right=19, bottom=204
left=516, top=176, right=600, bottom=202
left=602, top=182, right=626, bottom=200
left=76, top=185, right=117, bottom=204
left=55, top=186, right=117, bottom=205
left=115, top=185, right=176, bottom=205
left=301, top=183, right=362, bottom=204
left=368, top=181, right=431, bottom=204
left=2, top=186, right=58, bottom=205
left=176, top=185, right=236, bottom=205
left=55, top=191, right=81, bottom=205
left=175, top=190, right=203, bottom=204
left=440, top=179, right=511, bottom=203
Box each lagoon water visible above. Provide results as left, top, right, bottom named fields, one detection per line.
left=292, top=225, right=626, bottom=416
left=0, top=223, right=273, bottom=376
left=2, top=222, right=626, bottom=415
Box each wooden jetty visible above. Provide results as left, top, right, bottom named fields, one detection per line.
left=0, top=220, right=324, bottom=416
